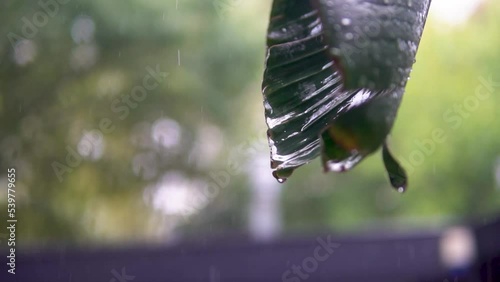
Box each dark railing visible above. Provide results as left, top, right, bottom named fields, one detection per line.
left=2, top=217, right=499, bottom=282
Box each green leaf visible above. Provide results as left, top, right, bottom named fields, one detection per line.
left=262, top=0, right=431, bottom=190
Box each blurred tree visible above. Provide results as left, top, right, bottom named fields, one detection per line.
left=0, top=0, right=498, bottom=247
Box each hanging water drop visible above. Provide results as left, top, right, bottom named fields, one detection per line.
left=272, top=168, right=294, bottom=184
left=382, top=142, right=408, bottom=193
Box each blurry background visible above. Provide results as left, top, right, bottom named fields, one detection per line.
left=0, top=0, right=499, bottom=248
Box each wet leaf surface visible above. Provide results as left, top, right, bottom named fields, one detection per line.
left=262, top=0, right=431, bottom=189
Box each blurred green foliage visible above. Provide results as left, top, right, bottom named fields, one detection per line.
left=0, top=0, right=499, bottom=247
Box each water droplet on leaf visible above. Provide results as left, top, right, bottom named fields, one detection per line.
left=382, top=142, right=408, bottom=192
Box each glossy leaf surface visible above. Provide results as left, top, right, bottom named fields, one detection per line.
left=262, top=0, right=431, bottom=189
